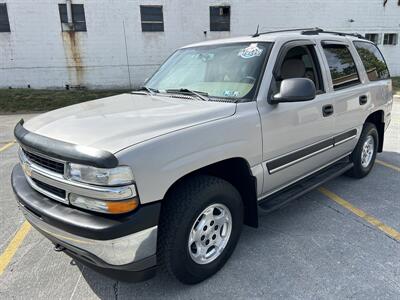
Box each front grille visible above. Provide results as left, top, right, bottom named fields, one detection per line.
left=32, top=178, right=66, bottom=199
left=23, top=150, right=65, bottom=174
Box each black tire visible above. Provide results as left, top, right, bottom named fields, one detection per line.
left=347, top=122, right=379, bottom=178
left=157, top=175, right=243, bottom=284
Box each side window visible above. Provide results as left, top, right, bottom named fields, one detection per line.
left=322, top=44, right=360, bottom=90
left=271, top=44, right=324, bottom=96
left=353, top=41, right=390, bottom=81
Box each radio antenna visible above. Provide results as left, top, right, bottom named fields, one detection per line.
left=252, top=24, right=260, bottom=37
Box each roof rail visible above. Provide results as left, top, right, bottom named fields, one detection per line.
left=301, top=28, right=366, bottom=39
left=252, top=27, right=321, bottom=38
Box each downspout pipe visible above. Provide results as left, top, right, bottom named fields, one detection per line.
left=66, top=0, right=73, bottom=26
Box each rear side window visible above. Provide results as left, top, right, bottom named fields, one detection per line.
left=353, top=41, right=390, bottom=81
left=322, top=44, right=360, bottom=90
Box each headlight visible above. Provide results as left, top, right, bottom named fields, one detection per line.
left=69, top=193, right=139, bottom=214
left=66, top=163, right=134, bottom=186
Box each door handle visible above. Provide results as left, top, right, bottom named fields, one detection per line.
left=322, top=104, right=334, bottom=117
left=359, top=95, right=368, bottom=105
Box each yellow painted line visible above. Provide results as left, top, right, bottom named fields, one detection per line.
left=376, top=159, right=400, bottom=172
left=0, top=141, right=15, bottom=153
left=318, top=187, right=400, bottom=241
left=0, top=221, right=31, bottom=275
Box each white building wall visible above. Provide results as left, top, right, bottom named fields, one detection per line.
left=0, top=0, right=399, bottom=89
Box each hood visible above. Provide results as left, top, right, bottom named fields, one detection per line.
left=24, top=93, right=236, bottom=153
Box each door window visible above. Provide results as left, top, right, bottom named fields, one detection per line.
left=322, top=44, right=360, bottom=90
left=353, top=41, right=390, bottom=81
left=271, top=44, right=324, bottom=96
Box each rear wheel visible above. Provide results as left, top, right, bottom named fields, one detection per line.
left=157, top=175, right=243, bottom=284
left=347, top=122, right=378, bottom=178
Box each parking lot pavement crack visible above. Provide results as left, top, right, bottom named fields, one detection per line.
left=316, top=200, right=400, bottom=245
left=113, top=280, right=119, bottom=300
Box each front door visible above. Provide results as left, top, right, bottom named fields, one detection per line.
left=257, top=40, right=337, bottom=197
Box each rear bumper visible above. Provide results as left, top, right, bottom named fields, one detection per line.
left=12, top=164, right=160, bottom=280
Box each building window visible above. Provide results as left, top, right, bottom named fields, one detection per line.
left=210, top=6, right=230, bottom=31
left=58, top=4, right=87, bottom=32
left=0, top=3, right=10, bottom=32
left=365, top=33, right=379, bottom=44
left=322, top=44, right=360, bottom=90
left=140, top=6, right=164, bottom=32
left=383, top=33, right=398, bottom=45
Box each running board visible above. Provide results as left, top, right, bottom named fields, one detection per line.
left=258, top=158, right=354, bottom=214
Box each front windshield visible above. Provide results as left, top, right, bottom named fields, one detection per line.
left=145, top=42, right=272, bottom=101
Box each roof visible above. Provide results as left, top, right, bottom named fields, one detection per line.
left=182, top=28, right=371, bottom=49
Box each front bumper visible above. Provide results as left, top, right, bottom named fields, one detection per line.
left=12, top=164, right=160, bottom=280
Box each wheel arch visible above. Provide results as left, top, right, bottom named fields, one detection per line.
left=365, top=110, right=385, bottom=152
left=162, top=157, right=259, bottom=228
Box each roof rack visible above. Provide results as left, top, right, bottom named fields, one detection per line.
left=252, top=27, right=321, bottom=38
left=301, top=28, right=366, bottom=39
left=251, top=27, right=366, bottom=40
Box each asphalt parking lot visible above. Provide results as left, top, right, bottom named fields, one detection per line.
left=0, top=99, right=399, bottom=299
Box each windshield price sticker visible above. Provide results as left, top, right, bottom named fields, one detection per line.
left=238, top=43, right=263, bottom=59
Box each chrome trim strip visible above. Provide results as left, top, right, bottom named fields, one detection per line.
left=265, top=136, right=334, bottom=163
left=22, top=207, right=157, bottom=266
left=265, top=129, right=358, bottom=174
left=269, top=144, right=334, bottom=174
left=25, top=174, right=68, bottom=204
left=334, top=134, right=357, bottom=146
left=258, top=152, right=352, bottom=200
left=19, top=148, right=136, bottom=202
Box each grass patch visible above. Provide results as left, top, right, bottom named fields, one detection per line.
left=392, top=77, right=400, bottom=96
left=0, top=89, right=130, bottom=114
left=1, top=78, right=399, bottom=113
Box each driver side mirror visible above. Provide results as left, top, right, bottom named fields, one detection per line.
left=270, top=78, right=316, bottom=104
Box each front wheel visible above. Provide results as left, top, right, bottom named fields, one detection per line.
left=157, top=175, right=243, bottom=284
left=347, top=122, right=379, bottom=178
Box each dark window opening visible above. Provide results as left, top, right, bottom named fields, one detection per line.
left=322, top=44, right=360, bottom=90
left=0, top=3, right=10, bottom=32
left=365, top=33, right=379, bottom=44
left=354, top=41, right=390, bottom=81
left=140, top=6, right=164, bottom=32
left=58, top=4, right=87, bottom=32
left=383, top=33, right=398, bottom=45
left=270, top=44, right=325, bottom=97
left=210, top=6, right=230, bottom=31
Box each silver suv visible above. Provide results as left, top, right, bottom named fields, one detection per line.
left=12, top=28, right=393, bottom=284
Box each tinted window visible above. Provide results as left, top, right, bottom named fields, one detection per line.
left=210, top=6, right=230, bottom=31
left=322, top=44, right=360, bottom=90
left=58, top=4, right=86, bottom=32
left=353, top=41, right=390, bottom=81
left=140, top=6, right=164, bottom=32
left=0, top=3, right=10, bottom=32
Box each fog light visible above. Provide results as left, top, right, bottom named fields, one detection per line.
left=69, top=193, right=139, bottom=214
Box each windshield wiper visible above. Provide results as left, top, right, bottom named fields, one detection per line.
left=165, top=88, right=209, bottom=101
left=133, top=86, right=159, bottom=95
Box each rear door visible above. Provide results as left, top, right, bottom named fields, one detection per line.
left=319, top=41, right=368, bottom=157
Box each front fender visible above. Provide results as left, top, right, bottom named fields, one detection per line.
left=116, top=102, right=262, bottom=204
